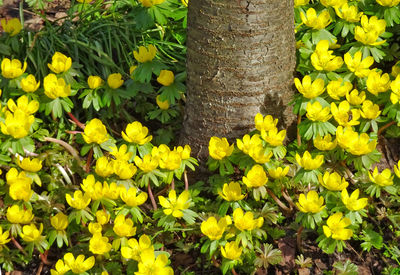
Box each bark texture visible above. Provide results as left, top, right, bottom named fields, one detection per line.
left=181, top=0, right=296, bottom=160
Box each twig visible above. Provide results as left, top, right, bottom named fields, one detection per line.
left=184, top=170, right=189, bottom=191
left=297, top=114, right=302, bottom=146
left=266, top=188, right=291, bottom=212
left=44, top=137, right=82, bottom=165
left=67, top=112, right=86, bottom=130
left=11, top=236, right=27, bottom=256
left=281, top=188, right=295, bottom=210
left=378, top=121, right=396, bottom=137
left=296, top=225, right=304, bottom=253
left=36, top=262, right=43, bottom=275
left=148, top=183, right=158, bottom=210
left=86, top=148, right=93, bottom=173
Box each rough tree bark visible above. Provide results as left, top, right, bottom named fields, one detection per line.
left=181, top=0, right=296, bottom=160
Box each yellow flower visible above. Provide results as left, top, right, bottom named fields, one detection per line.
left=8, top=175, right=33, bottom=202
left=50, top=259, right=70, bottom=275
left=254, top=113, right=278, bottom=132
left=233, top=208, right=264, bottom=231
left=294, top=75, right=325, bottom=99
left=268, top=166, right=290, bottom=179
left=158, top=148, right=182, bottom=171
left=82, top=118, right=109, bottom=144
left=354, top=15, right=386, bottom=46
left=323, top=212, right=353, bottom=240
left=134, top=155, right=158, bottom=172
left=107, top=73, right=124, bottom=89
left=346, top=89, right=366, bottom=105
left=331, top=101, right=360, bottom=127
left=376, top=0, right=400, bottom=7
left=48, top=52, right=72, bottom=74
left=320, top=0, right=346, bottom=8
left=129, top=65, right=137, bottom=78
left=6, top=168, right=31, bottom=185
left=314, top=134, right=337, bottom=151
left=221, top=241, right=242, bottom=260
left=110, top=144, right=132, bottom=162
left=181, top=0, right=188, bottom=6
left=88, top=222, right=102, bottom=235
left=341, top=189, right=368, bottom=211
left=0, top=226, right=10, bottom=250
left=201, top=216, right=231, bottom=240
left=236, top=134, right=262, bottom=154
left=391, top=74, right=400, bottom=104
left=1, top=109, right=34, bottom=139
left=300, top=8, right=331, bottom=30
left=43, top=74, right=71, bottom=99
left=76, top=0, right=91, bottom=2
left=113, top=214, right=136, bottom=237
left=296, top=190, right=325, bottom=213
left=63, top=253, right=95, bottom=274
left=1, top=18, right=22, bottom=36
left=295, top=0, right=309, bottom=7
left=113, top=160, right=137, bottom=180
left=360, top=100, right=381, bottom=120
left=51, top=213, right=68, bottom=231
left=136, top=249, right=173, bottom=275
left=133, top=45, right=157, bottom=63
left=311, top=40, right=343, bottom=71
left=335, top=3, right=363, bottom=23
left=218, top=181, right=245, bottom=201
left=102, top=181, right=120, bottom=200
left=248, top=145, right=273, bottom=164
left=159, top=190, right=190, bottom=218
left=327, top=79, right=353, bottom=100
left=157, top=70, right=174, bottom=86
left=176, top=145, right=191, bottom=160
left=369, top=167, right=393, bottom=187
left=7, top=95, right=39, bottom=115
left=344, top=51, right=373, bottom=78
left=1, top=58, right=27, bottom=79
left=87, top=75, right=104, bottom=89
left=89, top=233, right=112, bottom=255
left=96, top=210, right=110, bottom=225
left=122, top=121, right=152, bottom=145
left=95, top=156, right=114, bottom=178
left=295, top=151, right=324, bottom=170
left=120, top=187, right=148, bottom=207
left=394, top=160, right=400, bottom=178
left=243, top=164, right=268, bottom=188
left=261, top=128, right=286, bottom=146
left=208, top=136, right=234, bottom=160
left=392, top=61, right=400, bottom=77
left=21, top=74, right=40, bottom=93
left=306, top=101, right=332, bottom=122
left=345, top=132, right=377, bottom=156
left=66, top=191, right=91, bottom=210
left=138, top=0, right=166, bottom=8
left=121, top=234, right=153, bottom=261
left=20, top=223, right=44, bottom=243
left=16, top=157, right=42, bottom=172
left=6, top=205, right=34, bottom=224
left=156, top=95, right=170, bottom=110
left=366, top=70, right=391, bottom=96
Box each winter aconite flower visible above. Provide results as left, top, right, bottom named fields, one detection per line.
left=87, top=75, right=104, bottom=89
left=82, top=118, right=109, bottom=144
left=306, top=101, right=332, bottom=122
left=254, top=113, right=278, bottom=132
left=376, top=0, right=400, bottom=7
left=122, top=121, right=152, bottom=145
left=360, top=100, right=381, bottom=120
left=159, top=190, right=190, bottom=218
left=136, top=249, right=173, bottom=275
left=300, top=8, right=331, bottom=30
left=120, top=187, right=148, bottom=207
left=268, top=166, right=290, bottom=179
left=156, top=95, right=170, bottom=110
left=233, top=208, right=264, bottom=231
left=314, top=134, right=337, bottom=151
left=346, top=90, right=366, bottom=105
left=218, top=181, right=245, bottom=201
left=63, top=253, right=95, bottom=274
left=121, top=234, right=153, bottom=261
left=242, top=164, right=268, bottom=188
left=66, top=191, right=91, bottom=210
left=390, top=74, right=400, bottom=104
left=369, top=167, right=394, bottom=187
left=236, top=134, right=262, bottom=154
left=1, top=18, right=22, bottom=36
left=1, top=109, right=34, bottom=139
left=296, top=190, right=325, bottom=213
left=1, top=58, right=27, bottom=79
left=107, top=73, right=124, bottom=89
left=89, top=233, right=112, bottom=255
left=366, top=70, right=391, bottom=96
left=320, top=0, right=346, bottom=8
left=95, top=157, right=114, bottom=178
left=113, top=214, right=136, bottom=237
left=113, top=160, right=137, bottom=180
left=296, top=151, right=324, bottom=170
left=50, top=213, right=69, bottom=231
left=331, top=101, right=360, bottom=127
left=354, top=15, right=386, bottom=46
left=7, top=95, right=39, bottom=115
left=323, top=212, right=353, bottom=240
left=341, top=189, right=368, bottom=211
left=311, top=40, right=343, bottom=71
left=208, top=137, right=234, bottom=160
left=335, top=3, right=363, bottom=23
left=138, top=0, right=166, bottom=8
left=221, top=241, right=242, bottom=260
left=134, top=155, right=159, bottom=172
left=327, top=79, right=353, bottom=100
left=344, top=51, right=373, bottom=78
left=157, top=147, right=182, bottom=170
left=201, top=216, right=231, bottom=240
left=318, top=171, right=349, bottom=191
left=96, top=210, right=110, bottom=225
left=133, top=45, right=157, bottom=63
left=43, top=74, right=71, bottom=99
left=50, top=259, right=70, bottom=275
left=0, top=226, right=10, bottom=250
left=16, top=157, right=42, bottom=172
left=6, top=205, right=34, bottom=224
left=261, top=128, right=286, bottom=146
left=48, top=52, right=72, bottom=74
left=20, top=223, right=44, bottom=243
left=21, top=74, right=40, bottom=93
left=157, top=70, right=174, bottom=86
left=294, top=75, right=325, bottom=99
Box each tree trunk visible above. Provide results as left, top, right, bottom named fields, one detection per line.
left=181, top=0, right=296, bottom=160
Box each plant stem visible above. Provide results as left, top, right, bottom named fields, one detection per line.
left=67, top=112, right=86, bottom=130
left=86, top=147, right=93, bottom=173
left=281, top=188, right=295, bottom=210
left=232, top=268, right=239, bottom=275
left=171, top=178, right=175, bottom=190
left=148, top=183, right=158, bottom=210
left=184, top=170, right=189, bottom=190
left=266, top=188, right=290, bottom=212
left=340, top=161, right=355, bottom=184
left=378, top=121, right=396, bottom=136
left=40, top=250, right=51, bottom=265
left=297, top=114, right=302, bottom=146
left=44, top=137, right=81, bottom=165
left=297, top=225, right=304, bottom=253
left=11, top=236, right=27, bottom=256
left=211, top=255, right=220, bottom=267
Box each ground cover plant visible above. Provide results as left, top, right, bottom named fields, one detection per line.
left=1, top=0, right=400, bottom=274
